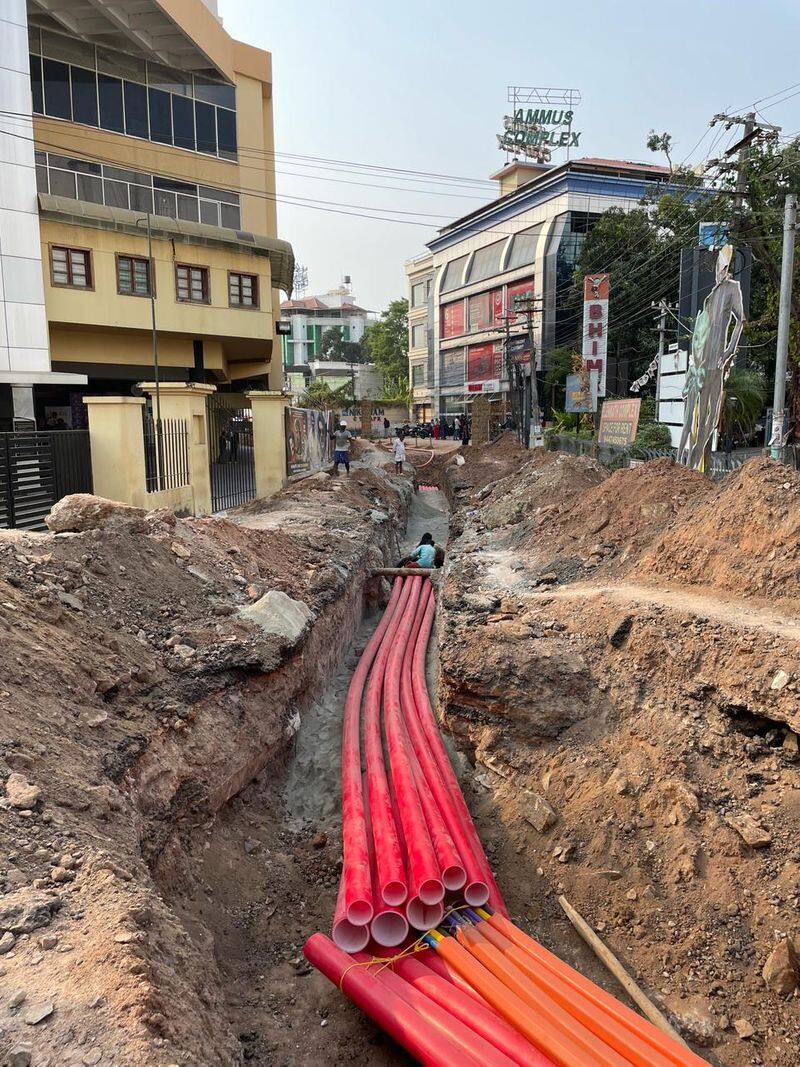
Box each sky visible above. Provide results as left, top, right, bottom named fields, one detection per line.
left=218, top=0, right=800, bottom=314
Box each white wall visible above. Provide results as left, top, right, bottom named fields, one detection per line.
left=0, top=0, right=51, bottom=383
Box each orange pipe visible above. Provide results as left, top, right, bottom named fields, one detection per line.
left=485, top=914, right=706, bottom=1067
left=457, top=927, right=631, bottom=1067
left=434, top=935, right=606, bottom=1067
left=470, top=922, right=675, bottom=1067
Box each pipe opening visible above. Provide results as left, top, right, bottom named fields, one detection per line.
left=418, top=878, right=445, bottom=905
left=332, top=918, right=370, bottom=953
left=464, top=880, right=490, bottom=907
left=371, top=910, right=409, bottom=947
left=382, top=880, right=407, bottom=907
left=442, top=864, right=466, bottom=892
left=346, top=899, right=373, bottom=926
left=406, top=897, right=444, bottom=931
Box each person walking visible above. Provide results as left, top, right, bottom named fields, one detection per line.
left=392, top=430, right=406, bottom=475
left=330, top=420, right=353, bottom=475
left=383, top=415, right=390, bottom=440
left=460, top=417, right=470, bottom=446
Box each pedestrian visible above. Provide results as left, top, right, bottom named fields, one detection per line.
left=330, top=419, right=353, bottom=475
left=399, top=532, right=437, bottom=569
left=392, top=430, right=406, bottom=474
left=461, top=418, right=470, bottom=446
left=433, top=422, right=440, bottom=441
left=455, top=416, right=461, bottom=438
left=218, top=428, right=228, bottom=463
left=230, top=426, right=240, bottom=461
left=383, top=416, right=390, bottom=440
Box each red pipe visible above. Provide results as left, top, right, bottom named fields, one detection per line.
left=363, top=578, right=413, bottom=906
left=353, top=952, right=517, bottom=1067
left=304, top=933, right=473, bottom=1067
left=393, top=956, right=555, bottom=1067
left=382, top=576, right=445, bottom=914
left=408, top=583, right=505, bottom=911
left=400, top=587, right=466, bottom=893
left=364, top=772, right=408, bottom=948
left=338, top=577, right=403, bottom=928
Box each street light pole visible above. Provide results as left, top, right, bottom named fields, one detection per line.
left=771, top=191, right=797, bottom=459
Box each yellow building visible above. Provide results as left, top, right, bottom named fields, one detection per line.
left=0, top=0, right=293, bottom=429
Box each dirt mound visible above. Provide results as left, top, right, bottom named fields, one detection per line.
left=528, top=457, right=712, bottom=573
left=0, top=468, right=408, bottom=1066
left=640, top=459, right=800, bottom=605
left=444, top=432, right=529, bottom=503
left=480, top=451, right=606, bottom=532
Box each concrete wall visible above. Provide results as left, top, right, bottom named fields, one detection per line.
left=0, top=0, right=50, bottom=384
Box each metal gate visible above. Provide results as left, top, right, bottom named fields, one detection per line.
left=206, top=395, right=256, bottom=512
left=0, top=430, right=92, bottom=530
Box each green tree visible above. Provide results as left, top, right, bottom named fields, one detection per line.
left=363, top=298, right=409, bottom=379
left=719, top=368, right=768, bottom=443
left=378, top=375, right=411, bottom=405
left=298, top=379, right=353, bottom=410
left=318, top=327, right=367, bottom=364
left=543, top=346, right=579, bottom=412
left=646, top=130, right=675, bottom=173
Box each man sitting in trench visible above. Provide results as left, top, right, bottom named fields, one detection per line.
left=398, top=532, right=444, bottom=569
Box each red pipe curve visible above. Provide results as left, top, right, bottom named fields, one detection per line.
left=337, top=577, right=403, bottom=932
left=382, top=576, right=445, bottom=917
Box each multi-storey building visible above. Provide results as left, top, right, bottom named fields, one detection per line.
left=405, top=158, right=675, bottom=418
left=279, top=286, right=370, bottom=367
left=0, top=0, right=293, bottom=429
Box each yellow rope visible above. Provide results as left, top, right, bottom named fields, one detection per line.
left=336, top=902, right=477, bottom=991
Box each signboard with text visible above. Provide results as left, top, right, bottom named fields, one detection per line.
left=441, top=300, right=465, bottom=339
left=597, top=398, right=641, bottom=448
left=582, top=273, right=610, bottom=396
left=565, top=371, right=598, bottom=413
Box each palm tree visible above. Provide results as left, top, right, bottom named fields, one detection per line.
left=719, top=368, right=767, bottom=444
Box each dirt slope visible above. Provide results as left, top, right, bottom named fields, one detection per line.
left=0, top=465, right=409, bottom=1066
left=438, top=438, right=800, bottom=1065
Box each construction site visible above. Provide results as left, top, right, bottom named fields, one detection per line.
left=0, top=435, right=797, bottom=1066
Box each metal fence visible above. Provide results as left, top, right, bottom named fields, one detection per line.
left=0, top=430, right=92, bottom=530
left=143, top=416, right=190, bottom=493
left=548, top=434, right=800, bottom=480
left=206, top=396, right=255, bottom=512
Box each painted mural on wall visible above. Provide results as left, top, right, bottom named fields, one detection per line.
left=285, top=407, right=332, bottom=476
left=678, top=245, right=745, bottom=471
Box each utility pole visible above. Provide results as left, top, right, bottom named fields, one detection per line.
left=771, top=192, right=797, bottom=459
left=709, top=111, right=780, bottom=239
left=511, top=293, right=544, bottom=448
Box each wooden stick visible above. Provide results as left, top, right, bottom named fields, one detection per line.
left=371, top=567, right=439, bottom=578
left=557, top=895, right=688, bottom=1047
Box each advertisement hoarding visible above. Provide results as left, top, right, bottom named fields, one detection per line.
left=565, top=371, right=598, bottom=413
left=582, top=273, right=610, bottom=396
left=441, top=300, right=465, bottom=339
left=597, top=398, right=641, bottom=448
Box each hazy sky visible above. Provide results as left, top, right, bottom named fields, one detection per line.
left=219, top=0, right=800, bottom=313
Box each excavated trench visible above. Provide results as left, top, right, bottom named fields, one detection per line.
left=159, top=486, right=453, bottom=1064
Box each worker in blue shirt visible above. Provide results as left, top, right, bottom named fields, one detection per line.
left=401, top=532, right=437, bottom=568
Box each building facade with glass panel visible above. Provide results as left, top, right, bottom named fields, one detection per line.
left=405, top=158, right=672, bottom=417
left=0, top=0, right=293, bottom=430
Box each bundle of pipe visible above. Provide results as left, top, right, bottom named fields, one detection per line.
left=334, top=575, right=505, bottom=950
left=418, top=909, right=709, bottom=1067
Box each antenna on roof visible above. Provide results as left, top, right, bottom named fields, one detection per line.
left=293, top=262, right=309, bottom=296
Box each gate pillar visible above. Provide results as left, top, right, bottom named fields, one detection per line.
left=83, top=396, right=147, bottom=507
left=139, top=382, right=215, bottom=516
left=246, top=391, right=289, bottom=500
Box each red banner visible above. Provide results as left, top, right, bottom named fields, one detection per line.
left=467, top=342, right=503, bottom=382
left=507, top=276, right=535, bottom=319
left=492, top=288, right=504, bottom=324
left=469, top=292, right=491, bottom=331
left=441, top=300, right=465, bottom=339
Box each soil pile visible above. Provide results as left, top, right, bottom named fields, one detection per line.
left=0, top=466, right=409, bottom=1066
left=443, top=431, right=529, bottom=503
left=438, top=436, right=800, bottom=1065
left=640, top=458, right=800, bottom=606
left=527, top=456, right=712, bottom=572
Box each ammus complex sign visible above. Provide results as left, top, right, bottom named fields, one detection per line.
left=497, top=108, right=581, bottom=161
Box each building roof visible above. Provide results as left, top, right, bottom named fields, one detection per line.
left=281, top=297, right=369, bottom=313
left=429, top=156, right=678, bottom=249
left=38, top=194, right=295, bottom=293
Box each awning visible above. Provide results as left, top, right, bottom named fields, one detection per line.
left=38, top=194, right=295, bottom=294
